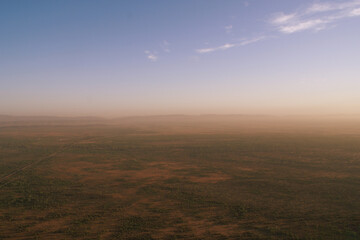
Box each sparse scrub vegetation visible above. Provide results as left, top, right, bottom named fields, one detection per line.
left=0, top=120, right=359, bottom=239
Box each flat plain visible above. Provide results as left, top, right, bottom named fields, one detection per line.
left=0, top=115, right=359, bottom=239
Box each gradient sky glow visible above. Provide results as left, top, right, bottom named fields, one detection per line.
left=1, top=0, right=360, bottom=117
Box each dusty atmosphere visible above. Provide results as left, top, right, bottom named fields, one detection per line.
left=0, top=115, right=359, bottom=239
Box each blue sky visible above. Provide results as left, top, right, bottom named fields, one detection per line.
left=1, top=0, right=360, bottom=117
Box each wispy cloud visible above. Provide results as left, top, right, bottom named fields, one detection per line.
left=271, top=13, right=296, bottom=25
left=307, top=1, right=360, bottom=13
left=192, top=1, right=360, bottom=56
left=279, top=19, right=328, bottom=34
left=225, top=25, right=233, bottom=34
left=145, top=41, right=170, bottom=62
left=144, top=50, right=158, bottom=62
left=271, top=0, right=360, bottom=34
left=238, top=36, right=267, bottom=46
left=161, top=40, right=170, bottom=53
left=196, top=36, right=266, bottom=54
left=350, top=7, right=360, bottom=16
left=196, top=43, right=235, bottom=54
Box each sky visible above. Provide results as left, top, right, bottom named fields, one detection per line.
left=1, top=0, right=360, bottom=117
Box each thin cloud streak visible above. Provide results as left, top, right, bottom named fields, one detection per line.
left=196, top=36, right=266, bottom=54
left=196, top=43, right=235, bottom=54
left=350, top=7, right=360, bottom=16
left=271, top=0, right=360, bottom=34
left=307, top=1, right=360, bottom=13
left=196, top=1, right=360, bottom=56
left=158, top=1, right=360, bottom=58
left=279, top=19, right=328, bottom=34
left=239, top=36, right=267, bottom=46
left=272, top=13, right=296, bottom=24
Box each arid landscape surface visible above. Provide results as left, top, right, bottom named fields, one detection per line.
left=0, top=115, right=359, bottom=239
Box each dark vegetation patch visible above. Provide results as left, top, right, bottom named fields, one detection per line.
left=0, top=125, right=359, bottom=239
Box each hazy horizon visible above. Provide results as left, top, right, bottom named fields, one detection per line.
left=2, top=0, right=360, bottom=117
left=1, top=2, right=360, bottom=237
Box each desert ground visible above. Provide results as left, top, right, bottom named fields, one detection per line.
left=0, top=115, right=359, bottom=239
